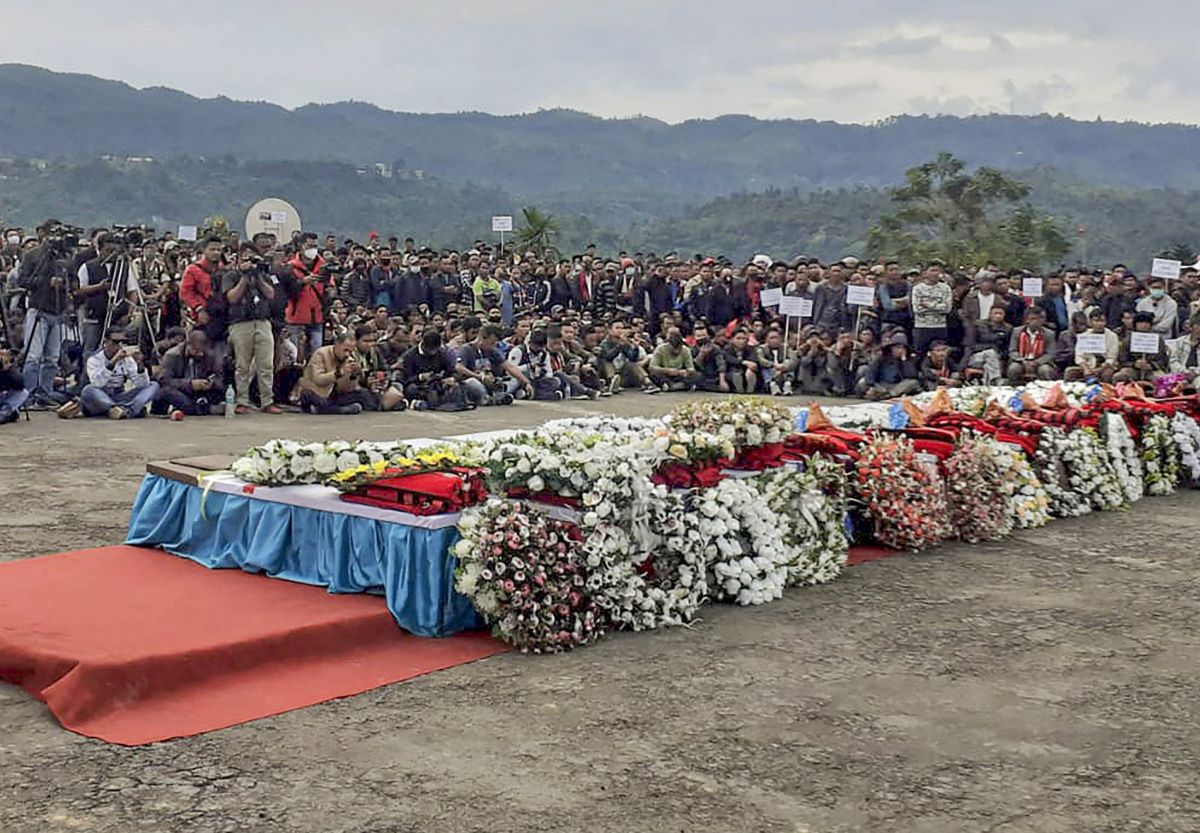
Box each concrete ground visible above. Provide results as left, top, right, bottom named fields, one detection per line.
left=1, top=395, right=1198, bottom=833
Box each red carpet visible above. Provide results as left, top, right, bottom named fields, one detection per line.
left=0, top=546, right=506, bottom=746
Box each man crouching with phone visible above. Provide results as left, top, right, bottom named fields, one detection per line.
left=60, top=326, right=160, bottom=419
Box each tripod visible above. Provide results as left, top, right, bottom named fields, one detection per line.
left=101, top=256, right=161, bottom=362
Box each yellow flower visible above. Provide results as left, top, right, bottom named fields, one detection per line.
left=668, top=444, right=688, bottom=460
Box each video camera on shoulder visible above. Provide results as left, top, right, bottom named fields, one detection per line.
left=43, top=222, right=84, bottom=253
left=111, top=224, right=155, bottom=248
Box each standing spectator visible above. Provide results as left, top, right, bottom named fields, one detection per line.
left=285, top=232, right=328, bottom=359
left=876, top=262, right=912, bottom=333
left=812, top=261, right=851, bottom=334
left=223, top=246, right=280, bottom=414
left=370, top=252, right=398, bottom=310
left=180, top=236, right=223, bottom=325
left=17, top=227, right=73, bottom=406
left=910, top=265, right=953, bottom=355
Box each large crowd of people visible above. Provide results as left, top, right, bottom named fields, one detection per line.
left=2, top=218, right=1200, bottom=426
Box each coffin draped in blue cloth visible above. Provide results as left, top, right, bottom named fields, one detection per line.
left=125, top=474, right=482, bottom=637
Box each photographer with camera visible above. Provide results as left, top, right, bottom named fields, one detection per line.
left=17, top=220, right=79, bottom=406
left=64, top=327, right=159, bottom=420
left=223, top=244, right=281, bottom=414
left=0, top=346, right=28, bottom=424
left=155, top=329, right=224, bottom=418
left=76, top=231, right=141, bottom=358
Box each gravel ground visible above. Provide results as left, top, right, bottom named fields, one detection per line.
left=1, top=395, right=1198, bottom=833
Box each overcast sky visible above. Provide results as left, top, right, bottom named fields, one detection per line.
left=9, top=1, right=1198, bottom=124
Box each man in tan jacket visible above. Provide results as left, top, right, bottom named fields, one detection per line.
left=299, top=332, right=374, bottom=415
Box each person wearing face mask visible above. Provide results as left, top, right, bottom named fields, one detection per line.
left=285, top=232, right=328, bottom=360
left=223, top=245, right=280, bottom=414
left=1135, top=276, right=1178, bottom=337
left=338, top=256, right=373, bottom=309
left=370, top=251, right=397, bottom=311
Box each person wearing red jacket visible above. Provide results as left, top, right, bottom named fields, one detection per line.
left=179, top=236, right=224, bottom=324
left=285, top=232, right=329, bottom=358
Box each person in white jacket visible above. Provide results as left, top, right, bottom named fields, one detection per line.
left=78, top=327, right=159, bottom=419
left=1166, top=311, right=1200, bottom=381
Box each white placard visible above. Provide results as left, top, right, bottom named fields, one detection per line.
left=1075, top=333, right=1108, bottom=354
left=177, top=225, right=198, bottom=242
left=1151, top=258, right=1181, bottom=281
left=846, top=285, right=875, bottom=306
left=1130, top=332, right=1161, bottom=353
left=778, top=296, right=804, bottom=317
left=269, top=210, right=288, bottom=223
left=491, top=215, right=514, bottom=233
left=799, top=298, right=813, bottom=318
left=1022, top=277, right=1043, bottom=297
left=760, top=287, right=783, bottom=307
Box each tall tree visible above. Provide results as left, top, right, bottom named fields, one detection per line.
left=868, top=152, right=1069, bottom=269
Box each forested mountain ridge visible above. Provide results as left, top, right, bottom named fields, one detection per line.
left=3, top=63, right=1200, bottom=203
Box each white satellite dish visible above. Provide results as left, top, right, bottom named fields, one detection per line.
left=244, top=197, right=302, bottom=243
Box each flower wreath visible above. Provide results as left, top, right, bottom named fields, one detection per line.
left=943, top=434, right=1015, bottom=543
left=1141, top=413, right=1181, bottom=496
left=757, top=460, right=850, bottom=587
left=1170, top=412, right=1200, bottom=485
left=667, top=397, right=793, bottom=450
left=231, top=439, right=404, bottom=486
left=454, top=500, right=604, bottom=653
left=1101, top=413, right=1144, bottom=504
left=855, top=434, right=952, bottom=551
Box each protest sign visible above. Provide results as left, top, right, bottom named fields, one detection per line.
left=491, top=215, right=514, bottom=233
left=1130, top=332, right=1161, bottom=353
left=760, top=287, right=783, bottom=307
left=1075, top=333, right=1108, bottom=354
left=846, top=285, right=875, bottom=306
left=177, top=225, right=197, bottom=242
left=1022, top=277, right=1043, bottom=297
left=778, top=296, right=804, bottom=317
left=1151, top=258, right=1181, bottom=281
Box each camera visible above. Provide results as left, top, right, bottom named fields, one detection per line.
left=44, top=223, right=83, bottom=253
left=111, top=224, right=154, bottom=248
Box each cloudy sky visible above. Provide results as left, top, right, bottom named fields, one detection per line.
left=8, top=0, right=1198, bottom=123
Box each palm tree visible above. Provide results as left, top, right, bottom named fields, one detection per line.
left=516, top=206, right=560, bottom=256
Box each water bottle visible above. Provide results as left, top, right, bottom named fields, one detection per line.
left=225, top=384, right=236, bottom=419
